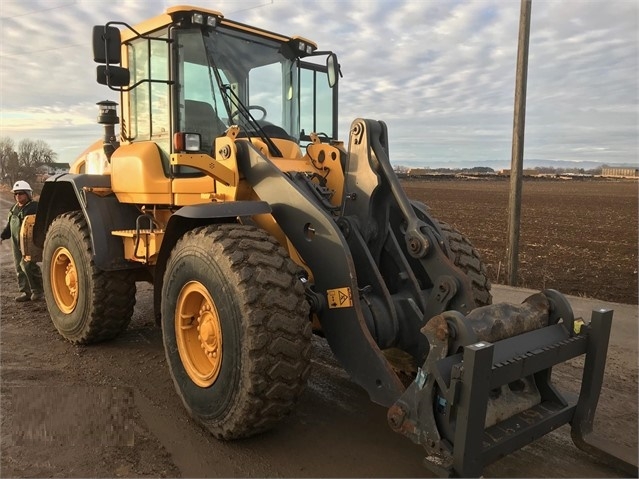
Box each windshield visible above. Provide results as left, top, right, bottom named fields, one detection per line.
left=176, top=26, right=299, bottom=152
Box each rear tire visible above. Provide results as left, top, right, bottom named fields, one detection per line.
left=42, top=211, right=136, bottom=344
left=161, top=224, right=311, bottom=439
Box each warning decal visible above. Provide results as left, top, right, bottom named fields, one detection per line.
left=327, top=287, right=353, bottom=309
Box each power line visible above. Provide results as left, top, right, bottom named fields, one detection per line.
left=0, top=42, right=83, bottom=58
left=0, top=2, right=76, bottom=20
left=227, top=0, right=274, bottom=15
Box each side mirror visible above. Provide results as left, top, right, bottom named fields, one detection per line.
left=96, top=65, right=130, bottom=87
left=327, top=53, right=339, bottom=88
left=92, top=25, right=121, bottom=64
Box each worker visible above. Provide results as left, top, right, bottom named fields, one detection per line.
left=1, top=180, right=44, bottom=302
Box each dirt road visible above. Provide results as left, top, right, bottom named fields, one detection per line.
left=1, top=255, right=637, bottom=477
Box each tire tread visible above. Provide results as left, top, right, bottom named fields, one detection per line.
left=166, top=224, right=310, bottom=440
left=439, top=221, right=492, bottom=306
left=44, top=211, right=136, bottom=344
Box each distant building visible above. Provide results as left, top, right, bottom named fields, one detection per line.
left=406, top=168, right=432, bottom=177
left=601, top=167, right=638, bottom=178
left=47, top=162, right=71, bottom=175
left=498, top=169, right=540, bottom=177
left=36, top=163, right=71, bottom=182
left=37, top=163, right=70, bottom=175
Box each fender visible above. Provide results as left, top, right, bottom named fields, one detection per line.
left=152, top=200, right=272, bottom=322
left=34, top=173, right=143, bottom=271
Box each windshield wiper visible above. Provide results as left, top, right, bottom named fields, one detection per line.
left=202, top=38, right=283, bottom=158
left=221, top=85, right=283, bottom=158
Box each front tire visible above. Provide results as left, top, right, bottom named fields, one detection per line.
left=411, top=201, right=491, bottom=307
left=439, top=221, right=492, bottom=306
left=42, top=211, right=136, bottom=344
left=161, top=224, right=311, bottom=439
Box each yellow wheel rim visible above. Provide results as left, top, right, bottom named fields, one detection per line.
left=51, top=246, right=79, bottom=314
left=175, top=281, right=223, bottom=387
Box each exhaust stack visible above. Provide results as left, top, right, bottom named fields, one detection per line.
left=97, top=100, right=119, bottom=159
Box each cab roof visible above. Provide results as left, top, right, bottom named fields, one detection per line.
left=120, top=4, right=317, bottom=51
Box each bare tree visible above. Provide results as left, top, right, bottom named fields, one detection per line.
left=0, top=137, right=57, bottom=188
left=18, top=139, right=57, bottom=168
left=0, top=137, right=19, bottom=187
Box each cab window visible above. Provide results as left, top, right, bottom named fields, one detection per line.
left=127, top=31, right=171, bottom=155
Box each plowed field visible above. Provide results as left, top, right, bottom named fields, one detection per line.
left=401, top=177, right=638, bottom=305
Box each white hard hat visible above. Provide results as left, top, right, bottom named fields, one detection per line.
left=11, top=180, right=32, bottom=194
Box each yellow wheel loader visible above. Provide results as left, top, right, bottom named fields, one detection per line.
left=24, top=6, right=636, bottom=476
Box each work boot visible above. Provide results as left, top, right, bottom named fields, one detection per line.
left=15, top=292, right=31, bottom=302
left=31, top=292, right=43, bottom=301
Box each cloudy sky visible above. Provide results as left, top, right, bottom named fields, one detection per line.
left=0, top=0, right=636, bottom=169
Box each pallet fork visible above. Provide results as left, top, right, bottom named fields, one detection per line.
left=389, top=294, right=638, bottom=477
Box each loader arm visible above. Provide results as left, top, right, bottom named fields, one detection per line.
left=343, top=119, right=477, bottom=317
left=337, top=119, right=485, bottom=363
left=238, top=117, right=493, bottom=404
left=237, top=140, right=406, bottom=407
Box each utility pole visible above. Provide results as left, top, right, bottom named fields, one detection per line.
left=506, top=0, right=532, bottom=286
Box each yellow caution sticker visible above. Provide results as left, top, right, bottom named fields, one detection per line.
left=327, top=287, right=353, bottom=309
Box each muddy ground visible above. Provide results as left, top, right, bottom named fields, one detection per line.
left=1, top=178, right=637, bottom=478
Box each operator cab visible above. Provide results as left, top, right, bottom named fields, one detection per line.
left=93, top=6, right=340, bottom=166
